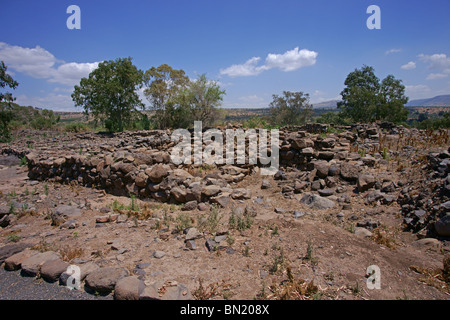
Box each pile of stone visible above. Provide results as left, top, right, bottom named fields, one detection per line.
left=399, top=150, right=450, bottom=237
left=276, top=126, right=398, bottom=207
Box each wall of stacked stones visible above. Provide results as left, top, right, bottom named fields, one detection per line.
left=1, top=124, right=390, bottom=207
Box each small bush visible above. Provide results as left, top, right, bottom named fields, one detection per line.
left=20, top=157, right=27, bottom=166
left=129, top=195, right=139, bottom=212
left=176, top=212, right=193, bottom=232
left=243, top=244, right=251, bottom=257
left=204, top=205, right=222, bottom=234
left=242, top=117, right=278, bottom=130
left=269, top=248, right=286, bottom=274
left=7, top=234, right=21, bottom=243
left=111, top=200, right=126, bottom=211
left=303, top=240, right=319, bottom=265
left=64, top=122, right=89, bottom=133
left=229, top=211, right=253, bottom=231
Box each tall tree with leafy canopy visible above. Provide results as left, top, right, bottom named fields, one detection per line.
left=269, top=91, right=313, bottom=126
left=338, top=65, right=408, bottom=123
left=175, top=74, right=226, bottom=127
left=0, top=61, right=19, bottom=141
left=72, top=57, right=145, bottom=132
left=144, top=64, right=189, bottom=129
left=378, top=75, right=409, bottom=123
left=338, top=65, right=380, bottom=123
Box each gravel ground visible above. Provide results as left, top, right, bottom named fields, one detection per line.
left=0, top=268, right=112, bottom=300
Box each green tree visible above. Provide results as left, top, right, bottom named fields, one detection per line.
left=175, top=74, right=226, bottom=127
left=338, top=65, right=408, bottom=123
left=144, top=64, right=189, bottom=129
left=338, top=65, right=380, bottom=123
left=72, top=57, right=144, bottom=132
left=316, top=111, right=351, bottom=125
left=269, top=91, right=313, bottom=126
left=0, top=61, right=19, bottom=141
left=30, top=109, right=59, bottom=130
left=378, top=75, right=409, bottom=123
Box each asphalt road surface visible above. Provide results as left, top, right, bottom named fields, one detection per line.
left=0, top=268, right=112, bottom=300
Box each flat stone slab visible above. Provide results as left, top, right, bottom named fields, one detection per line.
left=354, top=227, right=373, bottom=238
left=152, top=251, right=166, bottom=259
left=299, top=193, right=335, bottom=210
left=84, top=267, right=129, bottom=295
left=412, top=238, right=442, bottom=248
left=114, top=276, right=146, bottom=300
left=21, top=251, right=61, bottom=277
left=53, top=205, right=82, bottom=218
left=0, top=243, right=33, bottom=263
left=185, top=227, right=202, bottom=241
left=40, top=259, right=70, bottom=283
left=139, top=281, right=192, bottom=300
left=4, top=249, right=39, bottom=271
left=435, top=215, right=450, bottom=237
left=51, top=205, right=82, bottom=225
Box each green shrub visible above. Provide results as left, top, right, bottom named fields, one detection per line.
left=20, top=157, right=27, bottom=166
left=64, top=122, right=89, bottom=133
left=242, top=117, right=278, bottom=129
left=228, top=211, right=253, bottom=231
left=176, top=212, right=193, bottom=232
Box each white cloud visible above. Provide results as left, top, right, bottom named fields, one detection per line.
left=386, top=48, right=401, bottom=55
left=0, top=42, right=57, bottom=79
left=426, top=73, right=449, bottom=81
left=0, top=42, right=99, bottom=87
left=53, top=87, right=74, bottom=93
left=49, top=62, right=99, bottom=86
left=137, top=87, right=150, bottom=108
left=405, top=84, right=431, bottom=99
left=418, top=53, right=450, bottom=70
left=15, top=93, right=77, bottom=112
left=220, top=47, right=317, bottom=77
left=220, top=57, right=268, bottom=77
left=401, top=61, right=416, bottom=70
left=214, top=80, right=233, bottom=88
left=264, top=47, right=318, bottom=72
left=418, top=53, right=450, bottom=81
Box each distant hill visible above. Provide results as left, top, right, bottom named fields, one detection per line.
left=312, top=100, right=340, bottom=109
left=406, top=95, right=450, bottom=107
left=313, top=95, right=450, bottom=108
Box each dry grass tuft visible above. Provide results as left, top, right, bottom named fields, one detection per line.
left=410, top=255, right=450, bottom=293
left=267, top=267, right=322, bottom=300
left=192, top=278, right=237, bottom=300
left=370, top=226, right=397, bottom=249
left=59, top=245, right=84, bottom=262
left=31, top=238, right=56, bottom=252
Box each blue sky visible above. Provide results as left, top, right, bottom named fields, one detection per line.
left=1, top=0, right=450, bottom=111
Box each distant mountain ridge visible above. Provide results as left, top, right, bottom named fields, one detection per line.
left=406, top=95, right=450, bottom=107
left=312, top=100, right=340, bottom=109
left=311, top=95, right=450, bottom=109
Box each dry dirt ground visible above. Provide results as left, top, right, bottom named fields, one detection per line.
left=0, top=154, right=449, bottom=300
